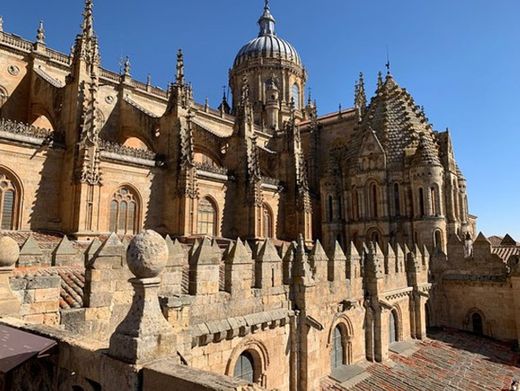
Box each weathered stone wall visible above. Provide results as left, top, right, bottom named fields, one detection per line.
left=10, top=273, right=60, bottom=325
left=0, top=143, right=64, bottom=231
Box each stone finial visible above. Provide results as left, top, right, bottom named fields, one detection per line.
left=189, top=237, right=219, bottom=266
left=176, top=49, right=185, bottom=85
left=346, top=241, right=361, bottom=279
left=377, top=71, right=384, bottom=90
left=225, top=238, right=251, bottom=265
left=328, top=241, right=346, bottom=281
left=0, top=237, right=19, bottom=269
left=18, top=234, right=43, bottom=266
left=293, top=235, right=315, bottom=286
left=109, top=230, right=175, bottom=364
left=395, top=243, right=405, bottom=273
left=281, top=242, right=295, bottom=285
left=309, top=240, right=328, bottom=281
left=165, top=235, right=186, bottom=268
left=36, top=20, right=45, bottom=44
left=53, top=235, right=77, bottom=266
left=127, top=230, right=168, bottom=278
left=0, top=236, right=20, bottom=316
left=257, top=239, right=281, bottom=263
left=0, top=16, right=3, bottom=32
left=122, top=56, right=131, bottom=77
left=386, top=243, right=396, bottom=274
left=224, top=239, right=253, bottom=295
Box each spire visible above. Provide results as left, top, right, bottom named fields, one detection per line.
left=36, top=20, right=45, bottom=44
left=81, top=0, right=95, bottom=39
left=218, top=85, right=231, bottom=115
left=176, top=49, right=185, bottom=85
left=258, top=0, right=276, bottom=36
left=354, top=72, right=366, bottom=116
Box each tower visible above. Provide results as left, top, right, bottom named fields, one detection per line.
left=229, top=0, right=306, bottom=132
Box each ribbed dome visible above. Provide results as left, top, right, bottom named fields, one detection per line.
left=233, top=1, right=302, bottom=68
left=234, top=35, right=301, bottom=67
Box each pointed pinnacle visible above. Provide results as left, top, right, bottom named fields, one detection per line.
left=81, top=0, right=94, bottom=38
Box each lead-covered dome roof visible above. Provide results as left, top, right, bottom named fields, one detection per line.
left=233, top=1, right=302, bottom=68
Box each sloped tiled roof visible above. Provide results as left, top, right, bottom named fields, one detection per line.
left=12, top=266, right=85, bottom=310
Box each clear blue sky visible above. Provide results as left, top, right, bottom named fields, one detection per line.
left=2, top=0, right=519, bottom=239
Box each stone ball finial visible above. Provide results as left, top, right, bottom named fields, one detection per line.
left=126, top=230, right=168, bottom=278
left=0, top=236, right=20, bottom=269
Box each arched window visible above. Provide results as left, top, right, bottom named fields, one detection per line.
left=291, top=83, right=300, bottom=109
left=330, top=326, right=345, bottom=370
left=393, top=183, right=401, bottom=216
left=0, top=171, right=19, bottom=230
left=370, top=230, right=380, bottom=245
left=328, top=195, right=334, bottom=222
left=389, top=310, right=398, bottom=344
left=197, top=197, right=217, bottom=236
left=418, top=188, right=425, bottom=217
left=109, top=187, right=139, bottom=235
left=431, top=187, right=438, bottom=216
left=370, top=183, right=378, bottom=218
left=352, top=189, right=359, bottom=221
left=262, top=204, right=273, bottom=238
left=234, top=351, right=255, bottom=383
left=123, top=137, right=150, bottom=151
left=434, top=230, right=442, bottom=250
left=31, top=114, right=54, bottom=131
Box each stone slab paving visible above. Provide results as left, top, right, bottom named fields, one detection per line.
left=323, top=329, right=520, bottom=391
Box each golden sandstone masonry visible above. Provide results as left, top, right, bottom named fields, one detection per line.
left=0, top=1, right=519, bottom=390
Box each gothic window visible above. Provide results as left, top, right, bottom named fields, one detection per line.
left=389, top=310, right=398, bottom=344
left=393, top=183, right=401, bottom=216
left=109, top=187, right=139, bottom=235
left=291, top=83, right=300, bottom=109
left=0, top=172, right=18, bottom=230
left=197, top=197, right=217, bottom=236
left=234, top=351, right=255, bottom=383
left=262, top=203, right=273, bottom=238
left=370, top=183, right=378, bottom=218
left=330, top=326, right=345, bottom=370
left=418, top=188, right=425, bottom=217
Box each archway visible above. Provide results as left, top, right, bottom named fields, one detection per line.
left=330, top=325, right=346, bottom=370
left=472, top=313, right=483, bottom=336
left=389, top=309, right=399, bottom=344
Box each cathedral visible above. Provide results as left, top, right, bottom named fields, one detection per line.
left=0, top=1, right=518, bottom=391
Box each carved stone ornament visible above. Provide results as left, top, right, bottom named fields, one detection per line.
left=7, top=65, right=20, bottom=76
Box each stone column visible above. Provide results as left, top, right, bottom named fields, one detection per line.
left=109, top=230, right=176, bottom=364
left=0, top=237, right=21, bottom=316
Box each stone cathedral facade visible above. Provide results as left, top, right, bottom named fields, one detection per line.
left=0, top=2, right=518, bottom=391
